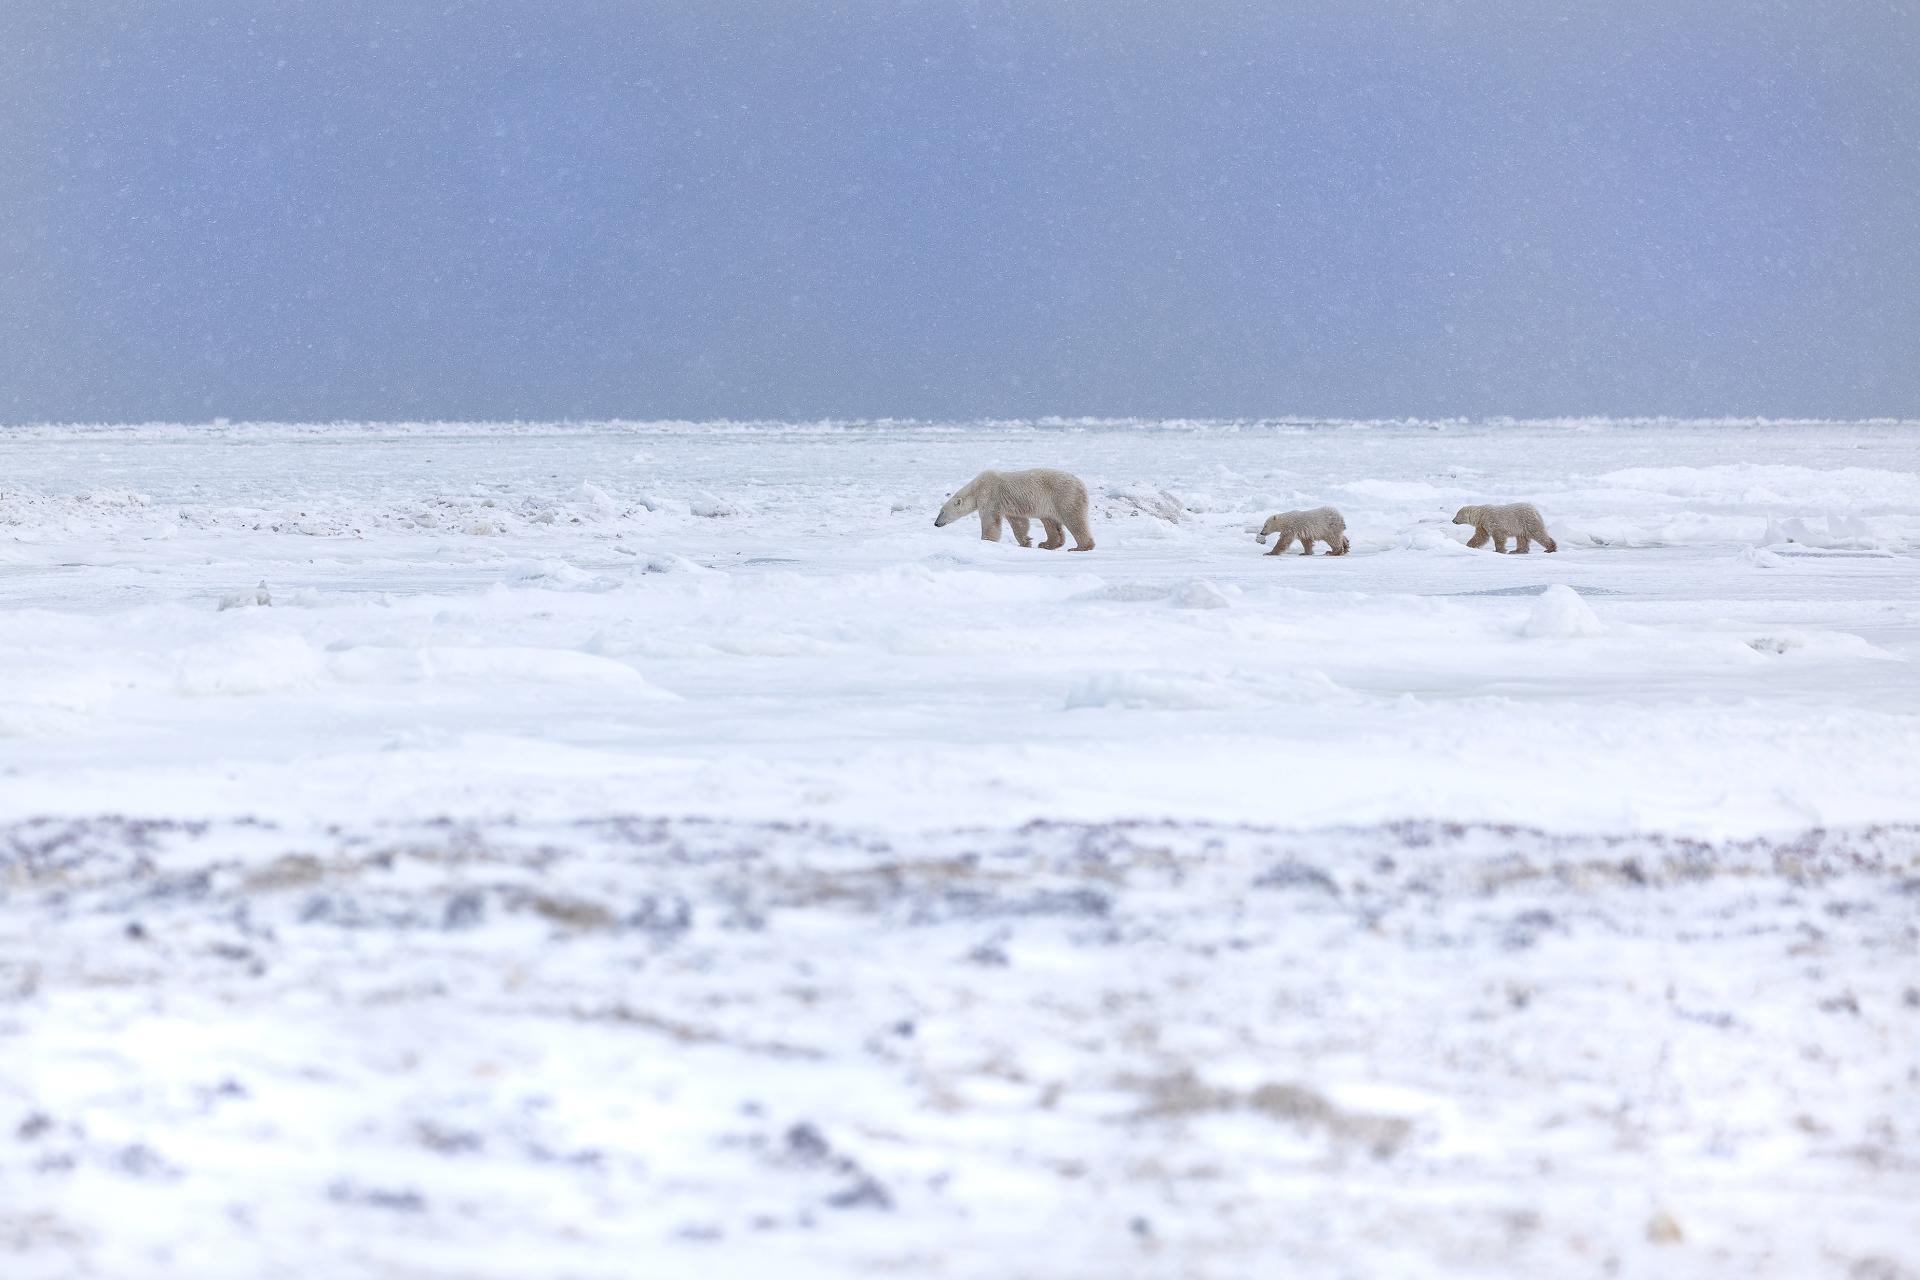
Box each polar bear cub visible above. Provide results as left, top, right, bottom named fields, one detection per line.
left=1453, top=502, right=1557, bottom=553
left=934, top=468, right=1095, bottom=551
left=1258, top=506, right=1349, bottom=556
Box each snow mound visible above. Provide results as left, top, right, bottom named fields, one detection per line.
left=218, top=581, right=273, bottom=610
left=330, top=645, right=676, bottom=693
left=1761, top=514, right=1899, bottom=553
left=1101, top=485, right=1186, bottom=522
left=175, top=632, right=325, bottom=696
left=1172, top=579, right=1234, bottom=610
left=580, top=481, right=620, bottom=515
left=626, top=551, right=709, bottom=575
left=516, top=559, right=598, bottom=588
left=1072, top=582, right=1172, bottom=604
left=1744, top=631, right=1897, bottom=661
left=1399, top=526, right=1478, bottom=553
left=1065, top=672, right=1250, bottom=711
left=1520, top=585, right=1604, bottom=639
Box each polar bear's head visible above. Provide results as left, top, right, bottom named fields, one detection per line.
left=1451, top=505, right=1481, bottom=526
left=1256, top=514, right=1285, bottom=542
left=934, top=473, right=990, bottom=527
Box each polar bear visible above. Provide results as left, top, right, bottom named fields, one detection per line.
left=934, top=468, right=1095, bottom=551
left=1453, top=502, right=1557, bottom=553
left=1258, top=506, right=1350, bottom=556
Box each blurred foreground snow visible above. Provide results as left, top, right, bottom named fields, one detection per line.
left=3, top=816, right=1916, bottom=1278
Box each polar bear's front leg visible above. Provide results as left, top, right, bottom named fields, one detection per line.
left=1039, top=519, right=1065, bottom=550
left=1264, top=531, right=1293, bottom=556
left=1466, top=524, right=1491, bottom=549
left=1008, top=517, right=1033, bottom=547
left=979, top=512, right=1003, bottom=542
left=1299, top=535, right=1315, bottom=555
left=1512, top=534, right=1531, bottom=554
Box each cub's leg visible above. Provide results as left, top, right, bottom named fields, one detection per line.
left=1513, top=534, right=1531, bottom=554
left=1039, top=518, right=1065, bottom=550
left=979, top=512, right=1003, bottom=542
left=1466, top=525, right=1491, bottom=549
left=1008, top=516, right=1033, bottom=548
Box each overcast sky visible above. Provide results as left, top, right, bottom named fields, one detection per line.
left=4, top=0, right=1917, bottom=422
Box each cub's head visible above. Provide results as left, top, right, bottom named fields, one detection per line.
left=1257, top=514, right=1285, bottom=542
left=1451, top=505, right=1480, bottom=526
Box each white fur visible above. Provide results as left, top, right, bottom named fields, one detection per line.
left=935, top=469, right=1095, bottom=551
left=1258, top=506, right=1349, bottom=557
left=1453, top=503, right=1557, bottom=554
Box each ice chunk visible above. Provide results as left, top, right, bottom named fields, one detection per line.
left=580, top=481, right=619, bottom=515
left=217, top=580, right=273, bottom=610
left=1171, top=579, right=1233, bottom=610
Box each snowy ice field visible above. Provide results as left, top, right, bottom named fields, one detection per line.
left=3, top=418, right=1918, bottom=1277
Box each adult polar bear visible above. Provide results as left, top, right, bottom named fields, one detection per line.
left=934, top=468, right=1096, bottom=551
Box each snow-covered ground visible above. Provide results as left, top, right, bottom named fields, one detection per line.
left=3, top=419, right=1918, bottom=1276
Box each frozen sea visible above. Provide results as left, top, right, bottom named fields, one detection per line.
left=3, top=418, right=1918, bottom=1277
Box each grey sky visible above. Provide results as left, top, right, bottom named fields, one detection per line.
left=4, top=0, right=1917, bottom=421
